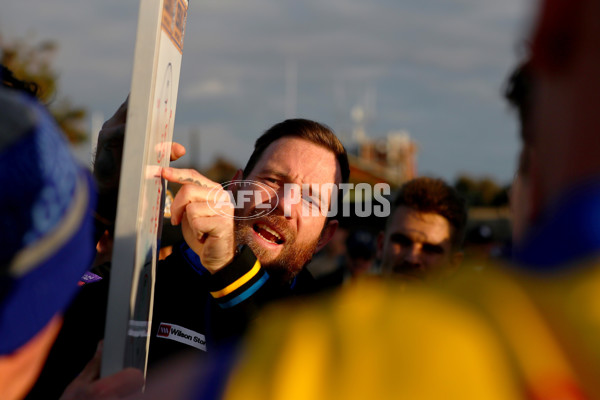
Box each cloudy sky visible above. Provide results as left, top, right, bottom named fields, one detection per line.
left=2, top=0, right=534, bottom=183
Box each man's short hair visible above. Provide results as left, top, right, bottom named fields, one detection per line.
left=243, top=118, right=350, bottom=185
left=504, top=60, right=534, bottom=176
left=504, top=61, right=533, bottom=144
left=392, top=177, right=467, bottom=250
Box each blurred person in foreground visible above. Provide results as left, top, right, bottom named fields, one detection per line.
left=23, top=95, right=186, bottom=399
left=505, top=60, right=535, bottom=246
left=0, top=70, right=143, bottom=399
left=138, top=0, right=600, bottom=398
left=377, top=177, right=467, bottom=282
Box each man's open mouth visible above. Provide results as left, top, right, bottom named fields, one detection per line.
left=253, top=223, right=285, bottom=245
left=392, top=264, right=425, bottom=280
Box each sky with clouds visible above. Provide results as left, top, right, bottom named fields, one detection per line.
left=2, top=0, right=534, bottom=183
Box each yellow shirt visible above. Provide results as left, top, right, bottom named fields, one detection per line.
left=222, top=261, right=600, bottom=400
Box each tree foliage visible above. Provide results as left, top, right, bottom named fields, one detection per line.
left=454, top=174, right=510, bottom=207
left=1, top=34, right=88, bottom=143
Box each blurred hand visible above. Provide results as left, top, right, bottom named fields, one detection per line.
left=162, top=167, right=235, bottom=273
left=93, top=98, right=128, bottom=224
left=59, top=341, right=144, bottom=400
left=93, top=97, right=186, bottom=224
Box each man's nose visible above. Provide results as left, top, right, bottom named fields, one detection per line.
left=404, top=245, right=423, bottom=266
left=257, top=188, right=287, bottom=218
left=249, top=188, right=278, bottom=212
left=279, top=185, right=302, bottom=219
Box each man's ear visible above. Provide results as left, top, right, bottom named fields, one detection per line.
left=437, top=251, right=463, bottom=280
left=449, top=251, right=463, bottom=273
left=230, top=169, right=244, bottom=196
left=232, top=169, right=243, bottom=181
left=376, top=231, right=385, bottom=260
left=530, top=0, right=585, bottom=72
left=439, top=250, right=463, bottom=280
left=315, top=219, right=338, bottom=253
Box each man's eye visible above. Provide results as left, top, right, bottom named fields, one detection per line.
left=423, top=244, right=444, bottom=255
left=262, top=177, right=279, bottom=185
left=390, top=234, right=411, bottom=246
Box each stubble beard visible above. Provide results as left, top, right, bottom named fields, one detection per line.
left=388, top=261, right=427, bottom=281
left=234, top=214, right=319, bottom=285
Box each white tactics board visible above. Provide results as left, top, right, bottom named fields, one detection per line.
left=101, top=0, right=189, bottom=378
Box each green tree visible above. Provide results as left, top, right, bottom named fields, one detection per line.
left=454, top=174, right=508, bottom=207
left=1, top=34, right=87, bottom=143
left=454, top=175, right=482, bottom=206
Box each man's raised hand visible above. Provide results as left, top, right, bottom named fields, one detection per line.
left=162, top=167, right=236, bottom=273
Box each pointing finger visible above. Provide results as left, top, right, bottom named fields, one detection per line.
left=162, top=167, right=221, bottom=189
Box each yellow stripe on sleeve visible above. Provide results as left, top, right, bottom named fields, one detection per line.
left=210, top=260, right=261, bottom=299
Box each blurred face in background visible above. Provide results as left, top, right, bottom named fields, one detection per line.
left=378, top=206, right=460, bottom=282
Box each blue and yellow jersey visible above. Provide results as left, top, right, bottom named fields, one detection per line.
left=216, top=262, right=600, bottom=400
left=198, top=180, right=600, bottom=400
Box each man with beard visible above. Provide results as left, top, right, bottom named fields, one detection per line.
left=62, top=0, right=600, bottom=396
left=377, top=177, right=467, bottom=282
left=27, top=115, right=348, bottom=398
left=147, top=118, right=349, bottom=367
left=181, top=0, right=600, bottom=396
